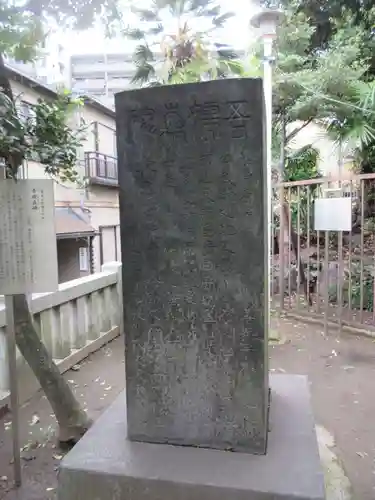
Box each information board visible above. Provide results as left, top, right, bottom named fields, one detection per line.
left=0, top=179, right=58, bottom=294
left=314, top=197, right=352, bottom=232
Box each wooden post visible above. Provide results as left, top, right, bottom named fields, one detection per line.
left=5, top=295, right=21, bottom=486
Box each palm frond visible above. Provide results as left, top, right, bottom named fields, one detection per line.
left=147, top=81, right=163, bottom=87
left=345, top=122, right=375, bottom=149
left=130, top=7, right=160, bottom=22
left=131, top=64, right=156, bottom=85
left=164, top=0, right=187, bottom=17
left=153, top=0, right=183, bottom=10
left=133, top=44, right=155, bottom=65
left=148, top=23, right=164, bottom=35
left=359, top=82, right=375, bottom=112
left=152, top=0, right=169, bottom=7
left=326, top=119, right=375, bottom=151
left=212, top=12, right=234, bottom=28
left=195, top=5, right=221, bottom=17
left=217, top=49, right=238, bottom=61
left=218, top=59, right=244, bottom=76
left=189, top=0, right=215, bottom=12
left=126, top=0, right=234, bottom=87
left=204, top=6, right=221, bottom=16
left=123, top=27, right=145, bottom=40
left=214, top=42, right=230, bottom=49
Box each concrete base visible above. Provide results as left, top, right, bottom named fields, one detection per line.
left=58, top=375, right=325, bottom=500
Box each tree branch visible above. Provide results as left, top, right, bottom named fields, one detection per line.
left=285, top=117, right=314, bottom=144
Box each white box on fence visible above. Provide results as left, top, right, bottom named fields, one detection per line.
left=314, top=197, right=352, bottom=232
left=0, top=179, right=58, bottom=294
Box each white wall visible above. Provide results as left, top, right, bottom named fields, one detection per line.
left=287, top=121, right=341, bottom=177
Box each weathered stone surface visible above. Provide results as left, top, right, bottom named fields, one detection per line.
left=58, top=375, right=326, bottom=500
left=115, top=79, right=268, bottom=453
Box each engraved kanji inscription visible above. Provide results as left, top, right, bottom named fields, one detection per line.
left=161, top=103, right=186, bottom=141
left=225, top=99, right=252, bottom=139
left=190, top=100, right=221, bottom=144
left=131, top=107, right=158, bottom=135
left=115, top=78, right=267, bottom=454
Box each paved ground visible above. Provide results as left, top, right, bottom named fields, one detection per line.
left=0, top=317, right=374, bottom=499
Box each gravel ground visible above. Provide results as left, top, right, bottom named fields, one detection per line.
left=271, top=314, right=375, bottom=500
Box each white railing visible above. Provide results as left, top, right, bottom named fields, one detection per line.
left=0, top=261, right=122, bottom=406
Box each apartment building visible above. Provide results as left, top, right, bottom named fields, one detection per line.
left=69, top=49, right=246, bottom=107
left=6, top=65, right=120, bottom=283
left=70, top=52, right=137, bottom=108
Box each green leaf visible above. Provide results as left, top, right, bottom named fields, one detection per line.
left=0, top=86, right=86, bottom=182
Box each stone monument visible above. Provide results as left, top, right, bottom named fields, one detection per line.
left=58, top=79, right=325, bottom=500
left=119, top=78, right=268, bottom=454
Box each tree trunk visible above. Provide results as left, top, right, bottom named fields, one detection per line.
left=0, top=52, right=91, bottom=445
left=276, top=123, right=310, bottom=306
left=13, top=295, right=92, bottom=444
left=285, top=203, right=311, bottom=305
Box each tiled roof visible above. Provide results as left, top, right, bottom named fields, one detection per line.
left=5, top=64, right=115, bottom=119
left=55, top=207, right=96, bottom=239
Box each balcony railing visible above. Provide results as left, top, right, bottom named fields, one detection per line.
left=85, top=152, right=118, bottom=187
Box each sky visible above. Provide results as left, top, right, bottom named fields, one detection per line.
left=58, top=0, right=260, bottom=55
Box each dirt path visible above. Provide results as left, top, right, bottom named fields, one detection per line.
left=0, top=319, right=375, bottom=499
left=0, top=338, right=126, bottom=499
left=271, top=315, right=375, bottom=500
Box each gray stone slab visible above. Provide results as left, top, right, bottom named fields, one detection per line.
left=58, top=374, right=325, bottom=500
left=115, top=79, right=268, bottom=453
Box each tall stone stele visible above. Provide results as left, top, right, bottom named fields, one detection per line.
left=116, top=78, right=269, bottom=454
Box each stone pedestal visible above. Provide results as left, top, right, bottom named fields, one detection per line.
left=58, top=375, right=325, bottom=500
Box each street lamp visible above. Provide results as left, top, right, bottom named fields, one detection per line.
left=250, top=7, right=284, bottom=335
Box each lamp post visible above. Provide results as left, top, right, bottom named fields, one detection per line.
left=250, top=7, right=284, bottom=335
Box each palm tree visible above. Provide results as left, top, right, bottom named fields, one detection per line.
left=123, top=0, right=241, bottom=85
left=357, top=81, right=375, bottom=176
left=323, top=80, right=375, bottom=222
left=326, top=81, right=375, bottom=152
